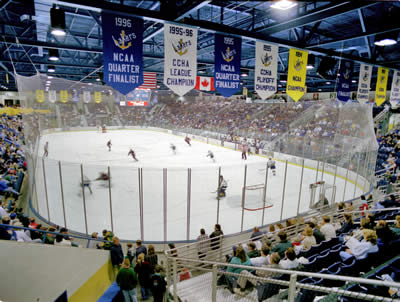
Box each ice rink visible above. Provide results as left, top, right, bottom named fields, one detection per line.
left=34, top=129, right=364, bottom=241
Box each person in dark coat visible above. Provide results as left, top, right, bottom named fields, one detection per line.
left=210, top=224, right=224, bottom=250
left=135, top=253, right=153, bottom=300
left=307, top=221, right=325, bottom=244
left=150, top=265, right=167, bottom=302
left=111, top=237, right=124, bottom=278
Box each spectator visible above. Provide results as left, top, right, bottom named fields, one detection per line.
left=376, top=220, right=397, bottom=244
left=135, top=240, right=147, bottom=258
left=127, top=242, right=135, bottom=263
left=247, top=242, right=260, bottom=258
left=340, top=229, right=379, bottom=261
left=0, top=201, right=8, bottom=217
left=150, top=265, right=167, bottom=302
left=210, top=224, right=223, bottom=250
left=135, top=253, right=153, bottom=300
left=196, top=228, right=209, bottom=259
left=87, top=232, right=100, bottom=249
left=145, top=245, right=158, bottom=268
left=271, top=231, right=292, bottom=258
left=250, top=226, right=263, bottom=241
left=306, top=221, right=325, bottom=244
left=28, top=218, right=38, bottom=229
left=320, top=216, right=336, bottom=240
left=300, top=226, right=317, bottom=250
left=249, top=245, right=270, bottom=267
left=116, top=258, right=138, bottom=302
left=111, top=237, right=124, bottom=277
left=43, top=227, right=56, bottom=245
left=226, top=246, right=252, bottom=293
left=265, top=224, right=276, bottom=240
left=338, top=213, right=354, bottom=234
left=282, top=247, right=309, bottom=270
left=391, top=216, right=400, bottom=236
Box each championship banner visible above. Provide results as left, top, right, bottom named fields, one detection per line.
left=35, top=89, right=44, bottom=103
left=214, top=33, right=241, bottom=97
left=287, top=48, right=308, bottom=102
left=356, top=64, right=372, bottom=103
left=163, top=22, right=197, bottom=96
left=60, top=90, right=68, bottom=103
left=72, top=89, right=80, bottom=103
left=102, top=12, right=143, bottom=95
left=255, top=42, right=278, bottom=100
left=48, top=90, right=56, bottom=103
left=337, top=60, right=353, bottom=102
left=390, top=71, right=400, bottom=107
left=375, top=67, right=389, bottom=106
left=94, top=91, right=102, bottom=103
left=83, top=91, right=91, bottom=103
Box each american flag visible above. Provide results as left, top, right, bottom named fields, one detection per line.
left=137, top=72, right=157, bottom=90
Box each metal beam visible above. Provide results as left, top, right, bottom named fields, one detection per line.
left=0, top=62, right=14, bottom=79
left=357, top=8, right=372, bottom=59
left=254, top=1, right=376, bottom=36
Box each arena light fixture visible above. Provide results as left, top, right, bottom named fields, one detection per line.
left=47, top=65, right=55, bottom=73
left=326, top=81, right=331, bottom=85
left=374, top=31, right=398, bottom=46
left=96, top=78, right=101, bottom=82
left=47, top=76, right=53, bottom=79
left=271, top=0, right=297, bottom=10
left=352, top=80, right=357, bottom=83
left=48, top=49, right=59, bottom=61
left=88, top=83, right=93, bottom=85
left=50, top=6, right=66, bottom=37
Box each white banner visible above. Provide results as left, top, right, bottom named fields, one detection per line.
left=163, top=23, right=197, bottom=96
left=83, top=91, right=91, bottom=103
left=390, top=70, right=400, bottom=107
left=255, top=42, right=278, bottom=100
left=356, top=64, right=372, bottom=103
left=48, top=90, right=56, bottom=103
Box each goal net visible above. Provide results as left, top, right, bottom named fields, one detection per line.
left=242, top=184, right=274, bottom=211
left=309, top=181, right=336, bottom=210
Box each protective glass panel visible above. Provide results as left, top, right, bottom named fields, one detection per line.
left=167, top=168, right=187, bottom=241
left=61, top=162, right=86, bottom=233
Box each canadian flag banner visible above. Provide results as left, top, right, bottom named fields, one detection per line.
left=195, top=76, right=215, bottom=91
left=120, top=101, right=148, bottom=106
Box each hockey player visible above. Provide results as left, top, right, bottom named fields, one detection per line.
left=207, top=150, right=215, bottom=162
left=107, top=140, right=112, bottom=152
left=241, top=144, right=248, bottom=160
left=43, top=141, right=49, bottom=157
left=102, top=124, right=107, bottom=133
left=170, top=143, right=177, bottom=155
left=81, top=176, right=93, bottom=194
left=218, top=175, right=228, bottom=198
left=95, top=172, right=110, bottom=181
left=184, top=136, right=191, bottom=146
left=267, top=157, right=276, bottom=176
left=128, top=148, right=138, bottom=161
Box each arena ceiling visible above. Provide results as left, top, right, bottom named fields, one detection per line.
left=0, top=0, right=399, bottom=94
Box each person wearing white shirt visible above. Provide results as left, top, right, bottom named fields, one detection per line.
left=279, top=247, right=309, bottom=270
left=0, top=203, right=8, bottom=217
left=340, top=229, right=379, bottom=261
left=250, top=246, right=271, bottom=267
left=320, top=216, right=336, bottom=240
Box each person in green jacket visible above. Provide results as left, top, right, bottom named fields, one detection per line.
left=116, top=258, right=138, bottom=302
left=226, top=246, right=252, bottom=293
left=271, top=231, right=292, bottom=258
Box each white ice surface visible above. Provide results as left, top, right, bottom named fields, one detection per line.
left=34, top=130, right=363, bottom=241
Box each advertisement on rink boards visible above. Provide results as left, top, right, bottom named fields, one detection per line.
left=163, top=22, right=197, bottom=96
left=356, top=64, right=372, bottom=104
left=337, top=60, right=353, bottom=102
left=287, top=48, right=308, bottom=102
left=255, top=42, right=278, bottom=100
left=390, top=71, right=400, bottom=108
left=214, top=33, right=242, bottom=97
left=375, top=67, right=389, bottom=107
left=102, top=12, right=143, bottom=95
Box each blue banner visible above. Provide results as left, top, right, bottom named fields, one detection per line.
left=102, top=12, right=143, bottom=95
left=214, top=34, right=241, bottom=97
left=337, top=60, right=353, bottom=102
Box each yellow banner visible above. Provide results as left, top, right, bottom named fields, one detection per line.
left=375, top=67, right=389, bottom=107
left=60, top=90, right=69, bottom=103
left=0, top=108, right=51, bottom=116
left=94, top=91, right=102, bottom=103
left=287, top=48, right=308, bottom=102
left=243, top=86, right=248, bottom=97
left=35, top=89, right=44, bottom=103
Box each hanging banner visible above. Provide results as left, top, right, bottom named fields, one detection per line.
left=94, top=91, right=102, bottom=103
left=390, top=70, right=400, bottom=107
left=287, top=48, right=308, bottom=102
left=48, top=90, right=56, bottom=103
left=35, top=89, right=44, bottom=103
left=375, top=67, right=389, bottom=106
left=255, top=42, right=278, bottom=100
left=194, top=76, right=215, bottom=91
left=83, top=91, right=91, bottom=103
left=60, top=90, right=68, bottom=103
left=214, top=33, right=241, bottom=97
left=356, top=64, right=372, bottom=104
left=163, top=23, right=197, bottom=96
left=102, top=12, right=143, bottom=95
left=337, top=60, right=353, bottom=102
left=72, top=89, right=80, bottom=103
